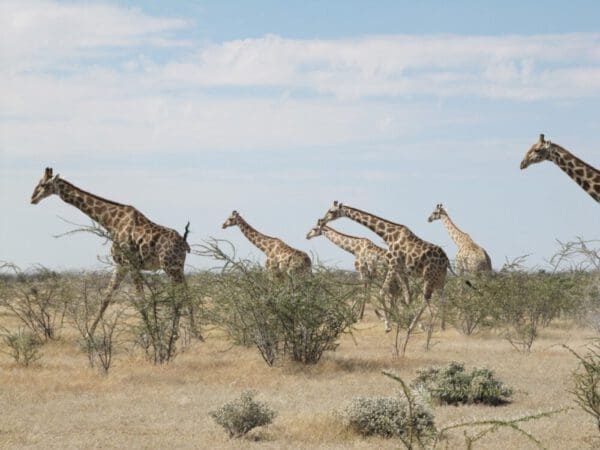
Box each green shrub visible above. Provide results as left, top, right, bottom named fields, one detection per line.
left=131, top=277, right=188, bottom=364
left=411, top=361, right=512, bottom=406
left=0, top=327, right=43, bottom=367
left=202, top=240, right=359, bottom=365
left=209, top=391, right=276, bottom=438
left=444, top=274, right=495, bottom=335
left=343, top=396, right=435, bottom=440
left=565, top=341, right=600, bottom=433
left=0, top=265, right=71, bottom=341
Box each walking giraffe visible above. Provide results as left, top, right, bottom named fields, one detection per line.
left=222, top=210, right=311, bottom=277
left=427, top=204, right=492, bottom=274
left=306, top=219, right=410, bottom=328
left=520, top=134, right=600, bottom=203
left=318, top=201, right=451, bottom=345
left=30, top=168, right=192, bottom=335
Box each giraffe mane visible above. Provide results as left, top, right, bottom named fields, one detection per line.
left=59, top=179, right=130, bottom=208
left=342, top=204, right=406, bottom=228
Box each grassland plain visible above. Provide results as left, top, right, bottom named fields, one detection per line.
left=0, top=298, right=597, bottom=450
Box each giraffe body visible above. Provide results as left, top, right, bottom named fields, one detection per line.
left=31, top=168, right=190, bottom=278
left=428, top=204, right=491, bottom=274
left=30, top=168, right=192, bottom=335
left=520, top=134, right=600, bottom=203
left=223, top=210, right=311, bottom=277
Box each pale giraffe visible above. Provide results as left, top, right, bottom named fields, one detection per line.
left=520, top=134, right=600, bottom=203
left=306, top=219, right=410, bottom=326
left=222, top=210, right=311, bottom=277
left=319, top=201, right=451, bottom=338
left=428, top=204, right=492, bottom=274
left=30, top=168, right=191, bottom=335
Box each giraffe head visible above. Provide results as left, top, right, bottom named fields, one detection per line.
left=31, top=167, right=61, bottom=204
left=306, top=219, right=325, bottom=239
left=427, top=203, right=447, bottom=222
left=520, top=134, right=554, bottom=170
left=320, top=200, right=344, bottom=225
left=222, top=210, right=241, bottom=229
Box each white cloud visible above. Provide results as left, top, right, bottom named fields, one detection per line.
left=1, top=1, right=600, bottom=159
left=0, top=0, right=189, bottom=71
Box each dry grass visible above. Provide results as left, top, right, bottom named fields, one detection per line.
left=0, top=304, right=598, bottom=449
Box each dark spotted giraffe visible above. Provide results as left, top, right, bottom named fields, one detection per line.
left=222, top=210, right=311, bottom=277
left=520, top=134, right=600, bottom=203
left=31, top=167, right=191, bottom=335
left=319, top=201, right=451, bottom=340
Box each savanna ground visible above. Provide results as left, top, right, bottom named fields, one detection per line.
left=0, top=274, right=598, bottom=450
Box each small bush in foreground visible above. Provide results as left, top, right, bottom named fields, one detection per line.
left=343, top=396, right=436, bottom=441
left=411, top=361, right=513, bottom=406
left=0, top=328, right=43, bottom=367
left=209, top=391, right=276, bottom=438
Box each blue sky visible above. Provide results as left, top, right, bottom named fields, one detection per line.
left=1, top=0, right=599, bottom=271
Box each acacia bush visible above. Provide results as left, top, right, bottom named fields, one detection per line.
left=411, top=361, right=513, bottom=406
left=443, top=274, right=495, bottom=335
left=200, top=239, right=359, bottom=365
left=67, top=273, right=126, bottom=374
left=472, top=256, right=579, bottom=351
left=566, top=341, right=600, bottom=433
left=0, top=327, right=43, bottom=367
left=209, top=391, right=276, bottom=438
left=131, top=275, right=189, bottom=364
left=0, top=265, right=71, bottom=341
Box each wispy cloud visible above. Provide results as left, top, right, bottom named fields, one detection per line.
left=0, top=0, right=190, bottom=71
left=2, top=2, right=600, bottom=159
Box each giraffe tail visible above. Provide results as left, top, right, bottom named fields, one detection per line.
left=183, top=221, right=191, bottom=253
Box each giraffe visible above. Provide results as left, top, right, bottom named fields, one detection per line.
left=222, top=210, right=311, bottom=277
left=306, top=219, right=410, bottom=326
left=427, top=204, right=492, bottom=274
left=30, top=168, right=191, bottom=335
left=319, top=201, right=450, bottom=340
left=520, top=134, right=600, bottom=203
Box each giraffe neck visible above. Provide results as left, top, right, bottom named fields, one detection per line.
left=341, top=205, right=411, bottom=245
left=55, top=179, right=131, bottom=233
left=235, top=216, right=275, bottom=254
left=549, top=144, right=600, bottom=202
left=440, top=214, right=472, bottom=249
left=321, top=226, right=363, bottom=256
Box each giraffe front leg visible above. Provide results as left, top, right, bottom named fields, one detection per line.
left=356, top=260, right=370, bottom=320
left=89, top=266, right=127, bottom=338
